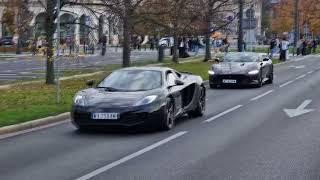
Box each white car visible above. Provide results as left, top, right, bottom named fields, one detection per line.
left=159, top=37, right=174, bottom=47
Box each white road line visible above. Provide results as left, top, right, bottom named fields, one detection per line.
left=296, top=74, right=306, bottom=80
left=307, top=71, right=314, bottom=74
left=76, top=131, right=188, bottom=180
left=0, top=74, right=17, bottom=76
left=280, top=80, right=294, bottom=88
left=250, top=90, right=274, bottom=101
left=19, top=72, right=32, bottom=75
left=204, top=105, right=243, bottom=123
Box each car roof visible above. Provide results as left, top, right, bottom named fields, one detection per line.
left=120, top=66, right=173, bottom=72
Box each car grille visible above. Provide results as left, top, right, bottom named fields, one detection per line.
left=210, top=74, right=251, bottom=84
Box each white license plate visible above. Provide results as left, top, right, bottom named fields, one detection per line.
left=92, top=113, right=119, bottom=120
left=222, top=79, right=237, bottom=84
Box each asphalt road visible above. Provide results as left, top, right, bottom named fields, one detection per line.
left=1, top=55, right=320, bottom=180
left=0, top=49, right=176, bottom=83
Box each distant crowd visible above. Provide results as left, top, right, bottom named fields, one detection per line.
left=269, top=36, right=319, bottom=61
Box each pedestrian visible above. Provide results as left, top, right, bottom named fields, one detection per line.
left=178, top=37, right=190, bottom=58
left=297, top=39, right=302, bottom=56
left=194, top=37, right=200, bottom=56
left=100, top=35, right=107, bottom=56
left=275, top=37, right=280, bottom=54
left=31, top=39, right=37, bottom=56
left=137, top=36, right=142, bottom=51
left=212, top=38, right=218, bottom=54
left=307, top=40, right=312, bottom=55
left=301, top=39, right=307, bottom=56
left=312, top=39, right=317, bottom=53
left=150, top=37, right=155, bottom=50
left=269, top=37, right=277, bottom=58
left=279, top=37, right=289, bottom=61
left=222, top=36, right=230, bottom=54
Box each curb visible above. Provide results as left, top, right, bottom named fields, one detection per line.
left=0, top=112, right=70, bottom=136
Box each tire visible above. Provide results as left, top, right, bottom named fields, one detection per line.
left=188, top=87, right=206, bottom=117
left=256, top=73, right=263, bottom=88
left=266, top=72, right=273, bottom=84
left=159, top=98, right=175, bottom=131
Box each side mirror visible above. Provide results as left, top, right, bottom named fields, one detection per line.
left=86, top=80, right=95, bottom=87
left=175, top=79, right=184, bottom=86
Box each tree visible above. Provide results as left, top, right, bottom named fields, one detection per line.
left=200, top=0, right=236, bottom=60
left=15, top=0, right=33, bottom=54
left=1, top=6, right=15, bottom=36
left=271, top=0, right=320, bottom=36
left=139, top=0, right=202, bottom=63
left=36, top=0, right=103, bottom=84
left=1, top=0, right=33, bottom=53
left=99, top=0, right=146, bottom=67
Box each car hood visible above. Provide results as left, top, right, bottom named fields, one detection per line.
left=76, top=88, right=162, bottom=108
left=212, top=62, right=259, bottom=74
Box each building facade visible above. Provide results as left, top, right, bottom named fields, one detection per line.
left=0, top=0, right=120, bottom=47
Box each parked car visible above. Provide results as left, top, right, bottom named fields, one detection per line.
left=72, top=67, right=206, bottom=131
left=0, top=36, right=14, bottom=46
left=208, top=52, right=274, bottom=88
left=159, top=37, right=174, bottom=47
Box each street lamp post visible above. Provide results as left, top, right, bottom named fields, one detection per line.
left=293, top=0, right=299, bottom=55
left=56, top=0, right=61, bottom=104
left=238, top=0, right=244, bottom=52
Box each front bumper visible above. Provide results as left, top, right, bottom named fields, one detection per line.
left=71, top=104, right=165, bottom=128
left=209, top=74, right=260, bottom=86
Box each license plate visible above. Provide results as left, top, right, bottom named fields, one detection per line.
left=92, top=113, right=119, bottom=120
left=222, top=79, right=237, bottom=84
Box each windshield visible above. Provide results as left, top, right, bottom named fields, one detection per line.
left=97, top=70, right=162, bottom=91
left=224, top=53, right=258, bottom=63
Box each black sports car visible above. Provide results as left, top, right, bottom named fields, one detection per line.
left=209, top=52, right=273, bottom=88
left=71, top=67, right=206, bottom=131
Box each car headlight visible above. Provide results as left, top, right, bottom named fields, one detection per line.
left=74, top=95, right=86, bottom=106
left=248, top=70, right=259, bottom=75
left=208, top=70, right=215, bottom=75
left=134, top=95, right=158, bottom=106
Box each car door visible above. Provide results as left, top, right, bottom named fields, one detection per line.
left=166, top=71, right=183, bottom=116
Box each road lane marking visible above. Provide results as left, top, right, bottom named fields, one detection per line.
left=307, top=71, right=314, bottom=74
left=284, top=99, right=314, bottom=118
left=250, top=90, right=274, bottom=101
left=204, top=105, right=243, bottom=123
left=76, top=131, right=188, bottom=180
left=296, top=74, right=306, bottom=80
left=290, top=65, right=305, bottom=69
left=280, top=80, right=294, bottom=88
left=0, top=74, right=17, bottom=76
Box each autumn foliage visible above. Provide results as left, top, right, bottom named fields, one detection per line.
left=271, top=0, right=320, bottom=35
